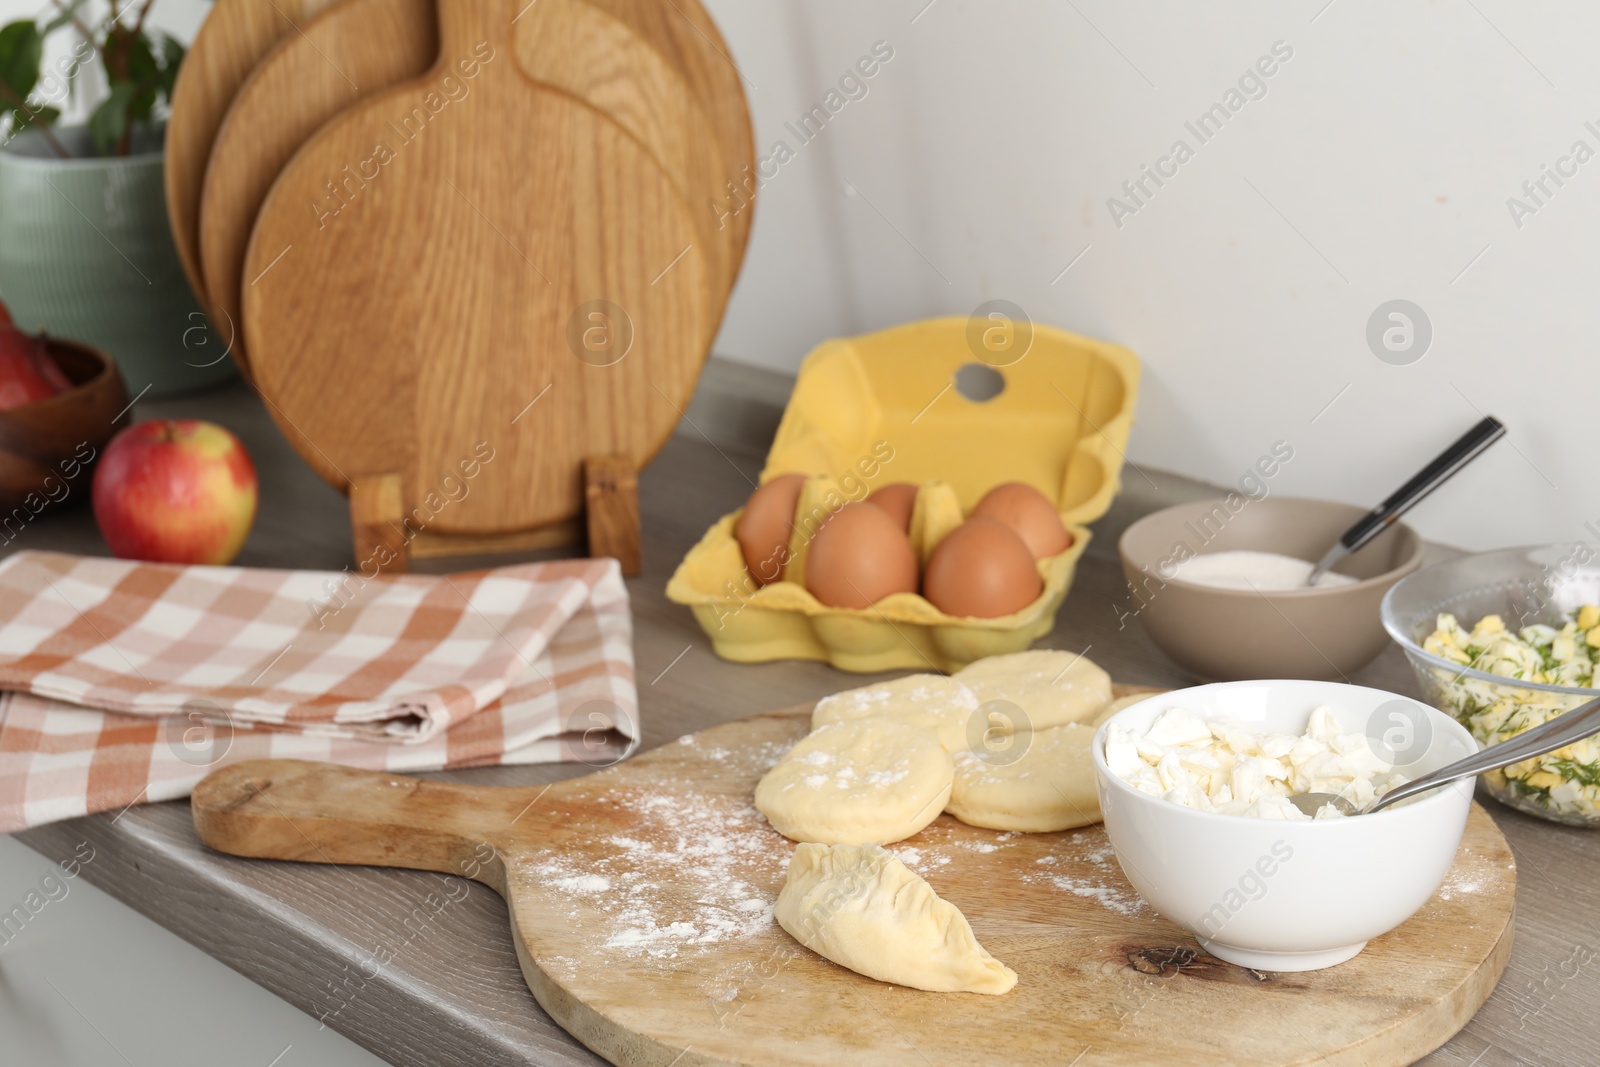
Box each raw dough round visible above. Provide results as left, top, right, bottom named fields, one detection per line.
left=810, top=673, right=980, bottom=753
left=946, top=723, right=1100, bottom=832
left=955, top=650, right=1112, bottom=730
left=1091, top=691, right=1157, bottom=729
left=755, top=720, right=953, bottom=845
left=775, top=842, right=1017, bottom=995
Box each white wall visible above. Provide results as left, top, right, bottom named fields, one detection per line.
left=4, top=0, right=1588, bottom=551
left=706, top=0, right=1596, bottom=554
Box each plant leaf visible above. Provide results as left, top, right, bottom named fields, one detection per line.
left=156, top=33, right=183, bottom=101
left=87, top=81, right=134, bottom=155
left=0, top=20, right=43, bottom=104
left=125, top=33, right=157, bottom=118
left=9, top=103, right=59, bottom=131
left=102, top=25, right=158, bottom=122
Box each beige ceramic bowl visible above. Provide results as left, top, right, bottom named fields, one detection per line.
left=1118, top=497, right=1424, bottom=681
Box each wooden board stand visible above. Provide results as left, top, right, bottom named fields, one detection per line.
left=349, top=456, right=641, bottom=576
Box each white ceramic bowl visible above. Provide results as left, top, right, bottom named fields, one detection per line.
left=1091, top=680, right=1478, bottom=971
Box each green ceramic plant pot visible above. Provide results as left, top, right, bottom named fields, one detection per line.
left=0, top=124, right=234, bottom=398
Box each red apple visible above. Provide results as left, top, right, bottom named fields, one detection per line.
left=92, top=420, right=258, bottom=565
left=0, top=328, right=69, bottom=410
left=0, top=296, right=72, bottom=407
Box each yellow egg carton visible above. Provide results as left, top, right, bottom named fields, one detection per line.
left=666, top=316, right=1140, bottom=673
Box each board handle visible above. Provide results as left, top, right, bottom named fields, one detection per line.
left=192, top=760, right=531, bottom=885
left=437, top=0, right=514, bottom=58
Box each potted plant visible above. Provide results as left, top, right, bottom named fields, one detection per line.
left=0, top=1, right=231, bottom=398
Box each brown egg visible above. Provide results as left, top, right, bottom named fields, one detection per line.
left=971, top=482, right=1072, bottom=559
left=923, top=518, right=1044, bottom=618
left=735, top=473, right=806, bottom=586
left=803, top=502, right=919, bottom=609
left=866, top=482, right=919, bottom=532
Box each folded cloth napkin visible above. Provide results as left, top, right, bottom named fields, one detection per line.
left=0, top=551, right=638, bottom=832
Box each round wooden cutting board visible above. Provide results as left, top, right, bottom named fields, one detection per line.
left=193, top=695, right=1516, bottom=1067
left=165, top=0, right=343, bottom=352
left=513, top=0, right=737, bottom=315
left=240, top=0, right=713, bottom=531
left=203, top=0, right=737, bottom=386
left=199, top=0, right=438, bottom=383
left=582, top=0, right=757, bottom=267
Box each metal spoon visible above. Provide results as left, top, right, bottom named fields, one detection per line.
left=1306, top=416, right=1505, bottom=585
left=1289, top=694, right=1600, bottom=817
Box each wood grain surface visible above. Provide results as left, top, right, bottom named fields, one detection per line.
left=241, top=0, right=713, bottom=535
left=199, top=0, right=439, bottom=382
left=514, top=0, right=736, bottom=317
left=584, top=454, right=643, bottom=574
left=11, top=364, right=1588, bottom=1067
left=203, top=0, right=740, bottom=387
left=164, top=0, right=343, bottom=355
left=192, top=694, right=1514, bottom=1067
left=585, top=0, right=757, bottom=269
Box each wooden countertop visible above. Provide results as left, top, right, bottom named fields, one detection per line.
left=13, top=370, right=1595, bottom=1067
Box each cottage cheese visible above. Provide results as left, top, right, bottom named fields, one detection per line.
left=1104, top=706, right=1404, bottom=820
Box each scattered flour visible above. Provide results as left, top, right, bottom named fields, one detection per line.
left=1024, top=831, right=1150, bottom=918
left=550, top=874, right=610, bottom=894
left=786, top=758, right=908, bottom=793
left=526, top=736, right=1155, bottom=975
left=526, top=785, right=788, bottom=963
left=878, top=818, right=1018, bottom=874
left=1435, top=863, right=1488, bottom=903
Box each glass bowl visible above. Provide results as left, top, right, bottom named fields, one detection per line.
left=1381, top=544, right=1600, bottom=827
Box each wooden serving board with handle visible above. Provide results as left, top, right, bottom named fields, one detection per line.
left=513, top=0, right=737, bottom=316
left=202, top=0, right=737, bottom=383
left=198, top=0, right=438, bottom=383
left=165, top=0, right=342, bottom=370
left=240, top=0, right=711, bottom=545
left=580, top=0, right=757, bottom=266
left=193, top=692, right=1516, bottom=1067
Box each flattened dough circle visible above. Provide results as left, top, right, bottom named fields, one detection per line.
left=955, top=650, right=1111, bottom=730
left=947, top=723, right=1100, bottom=833
left=755, top=720, right=953, bottom=845
left=810, top=673, right=979, bottom=753
left=1092, top=691, right=1155, bottom=729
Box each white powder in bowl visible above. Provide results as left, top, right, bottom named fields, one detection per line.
left=1172, top=550, right=1357, bottom=591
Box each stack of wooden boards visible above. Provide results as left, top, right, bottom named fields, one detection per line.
left=165, top=0, right=755, bottom=573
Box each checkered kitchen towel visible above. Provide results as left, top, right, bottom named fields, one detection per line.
left=0, top=551, right=638, bottom=832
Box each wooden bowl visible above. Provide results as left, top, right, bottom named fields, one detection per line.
left=0, top=337, right=131, bottom=514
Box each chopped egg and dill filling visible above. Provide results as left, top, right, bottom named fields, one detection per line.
left=1421, top=606, right=1600, bottom=823
left=1104, top=706, right=1404, bottom=820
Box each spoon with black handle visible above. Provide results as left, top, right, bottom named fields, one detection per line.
left=1290, top=694, right=1600, bottom=816
left=1306, top=415, right=1506, bottom=586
